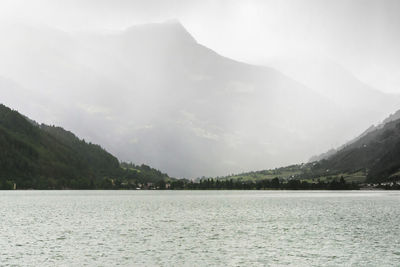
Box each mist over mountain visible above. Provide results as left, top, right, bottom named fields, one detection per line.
left=1, top=21, right=399, bottom=178
left=269, top=57, right=400, bottom=137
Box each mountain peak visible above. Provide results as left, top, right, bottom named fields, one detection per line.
left=124, top=20, right=196, bottom=44
left=163, top=18, right=183, bottom=26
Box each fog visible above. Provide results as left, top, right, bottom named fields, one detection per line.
left=2, top=0, right=400, bottom=93
left=0, top=0, right=399, bottom=178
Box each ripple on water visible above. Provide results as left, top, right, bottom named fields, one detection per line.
left=0, top=190, right=400, bottom=266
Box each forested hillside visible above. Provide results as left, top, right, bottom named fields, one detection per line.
left=0, top=104, right=169, bottom=189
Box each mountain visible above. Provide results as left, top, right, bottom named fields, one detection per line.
left=310, top=107, right=400, bottom=162
left=221, top=109, right=400, bottom=184
left=311, top=112, right=400, bottom=183
left=1, top=21, right=397, bottom=178
left=382, top=109, right=400, bottom=125
left=0, top=104, right=169, bottom=189
left=268, top=57, right=400, bottom=142
left=308, top=148, right=337, bottom=162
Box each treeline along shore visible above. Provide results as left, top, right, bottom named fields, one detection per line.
left=3, top=176, right=399, bottom=190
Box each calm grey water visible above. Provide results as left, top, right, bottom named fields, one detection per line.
left=1, top=191, right=400, bottom=266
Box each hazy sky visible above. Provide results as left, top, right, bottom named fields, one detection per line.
left=1, top=0, right=399, bottom=93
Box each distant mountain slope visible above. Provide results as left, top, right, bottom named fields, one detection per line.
left=1, top=21, right=398, bottom=178
left=270, top=57, right=400, bottom=148
left=269, top=57, right=400, bottom=118
left=0, top=104, right=169, bottom=189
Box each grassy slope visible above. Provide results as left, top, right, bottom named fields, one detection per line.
left=218, top=164, right=367, bottom=184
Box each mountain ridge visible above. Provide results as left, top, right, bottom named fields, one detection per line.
left=1, top=21, right=397, bottom=178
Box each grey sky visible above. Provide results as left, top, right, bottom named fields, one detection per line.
left=1, top=0, right=399, bottom=93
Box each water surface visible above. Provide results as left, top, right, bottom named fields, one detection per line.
left=1, top=191, right=399, bottom=266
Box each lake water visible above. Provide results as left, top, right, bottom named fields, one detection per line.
left=1, top=191, right=399, bottom=266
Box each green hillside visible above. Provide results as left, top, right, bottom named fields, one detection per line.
left=314, top=118, right=400, bottom=183
left=217, top=164, right=364, bottom=185
left=0, top=104, right=169, bottom=189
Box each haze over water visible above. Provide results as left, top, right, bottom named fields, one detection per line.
left=1, top=191, right=399, bottom=266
